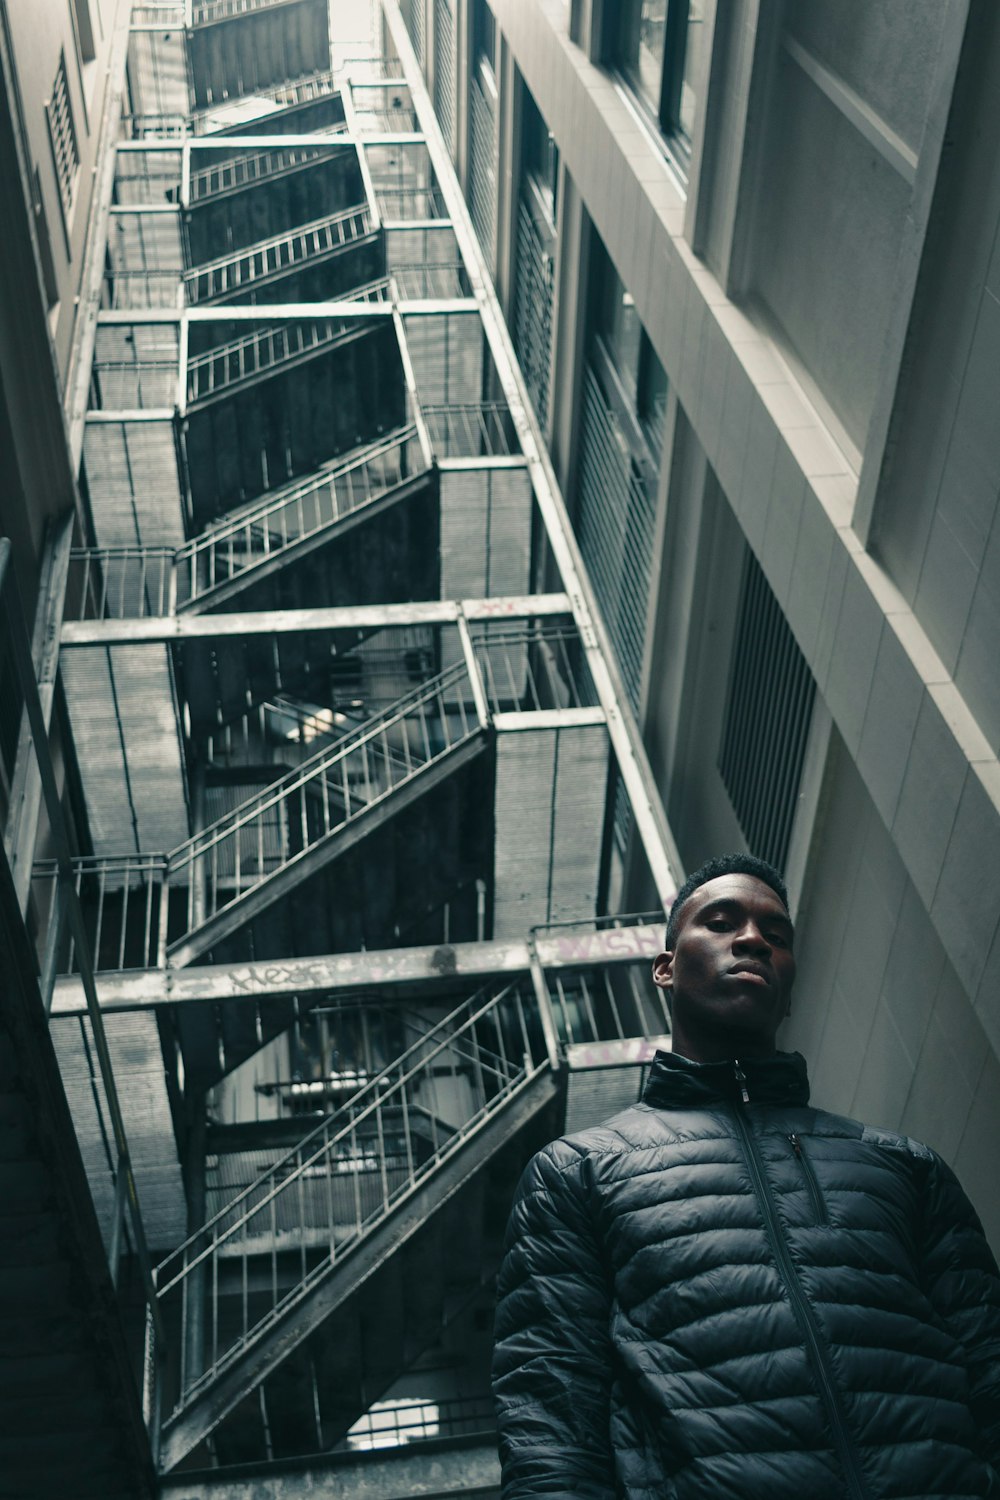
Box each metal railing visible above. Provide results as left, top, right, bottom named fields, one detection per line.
left=65, top=430, right=427, bottom=620
left=166, top=660, right=480, bottom=941
left=191, top=0, right=295, bottom=25
left=0, top=540, right=167, bottom=1442
left=186, top=295, right=387, bottom=404
left=174, top=425, right=423, bottom=607
left=390, top=261, right=466, bottom=299
left=534, top=912, right=670, bottom=1048
left=33, top=854, right=170, bottom=979
left=188, top=134, right=347, bottom=201
left=156, top=977, right=546, bottom=1411
left=472, top=620, right=598, bottom=715
left=67, top=547, right=175, bottom=619
left=340, top=1393, right=495, bottom=1451
left=422, top=401, right=518, bottom=458
left=376, top=183, right=449, bottom=221
left=185, top=204, right=373, bottom=303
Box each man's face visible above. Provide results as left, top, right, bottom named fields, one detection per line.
left=652, top=874, right=796, bottom=1061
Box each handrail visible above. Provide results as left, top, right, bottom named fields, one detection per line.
left=186, top=288, right=389, bottom=400
left=189, top=139, right=344, bottom=198
left=155, top=976, right=545, bottom=1407
left=176, top=424, right=418, bottom=559
left=167, top=657, right=471, bottom=872
left=184, top=202, right=371, bottom=280
left=0, top=540, right=167, bottom=1421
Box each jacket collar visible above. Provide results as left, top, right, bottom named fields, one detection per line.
left=642, top=1049, right=810, bottom=1109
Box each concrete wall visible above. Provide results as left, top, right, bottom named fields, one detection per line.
left=4, top=0, right=126, bottom=381
left=784, top=730, right=999, bottom=1248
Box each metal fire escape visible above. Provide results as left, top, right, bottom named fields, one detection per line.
left=6, top=0, right=684, bottom=1489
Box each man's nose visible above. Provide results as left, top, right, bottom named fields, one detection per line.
left=732, top=922, right=771, bottom=955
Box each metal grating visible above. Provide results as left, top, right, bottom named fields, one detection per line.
left=51, top=1010, right=187, bottom=1252
left=718, top=549, right=816, bottom=870
left=513, top=195, right=555, bottom=430
left=468, top=64, right=498, bottom=267
left=492, top=723, right=608, bottom=938
left=576, top=362, right=656, bottom=713
left=61, top=644, right=190, bottom=854
left=83, top=419, right=186, bottom=547
left=433, top=0, right=456, bottom=157
left=439, top=468, right=531, bottom=600
left=48, top=51, right=80, bottom=218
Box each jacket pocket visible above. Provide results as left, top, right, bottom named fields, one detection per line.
left=790, top=1134, right=829, bottom=1224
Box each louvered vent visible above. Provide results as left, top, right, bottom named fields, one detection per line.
left=514, top=196, right=555, bottom=428
left=400, top=0, right=425, bottom=67
left=434, top=0, right=456, bottom=155
left=718, top=550, right=816, bottom=869
left=469, top=66, right=498, bottom=264
left=47, top=51, right=79, bottom=219
left=576, top=363, right=656, bottom=713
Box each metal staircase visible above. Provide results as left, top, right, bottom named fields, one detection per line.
left=186, top=286, right=389, bottom=407
left=166, top=659, right=484, bottom=965
left=185, top=204, right=375, bottom=303
left=175, top=425, right=426, bottom=609
left=154, top=978, right=558, bottom=1469
left=188, top=134, right=348, bottom=204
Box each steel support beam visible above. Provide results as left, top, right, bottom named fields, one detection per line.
left=158, top=1439, right=501, bottom=1500
left=61, top=592, right=572, bottom=646
left=50, top=923, right=664, bottom=1014
left=95, top=300, right=476, bottom=323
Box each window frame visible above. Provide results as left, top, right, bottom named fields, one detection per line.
left=609, top=0, right=694, bottom=166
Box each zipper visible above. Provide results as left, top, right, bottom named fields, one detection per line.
left=731, top=1067, right=868, bottom=1500
left=790, top=1133, right=829, bottom=1225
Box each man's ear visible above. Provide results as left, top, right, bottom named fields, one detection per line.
left=652, top=952, right=673, bottom=991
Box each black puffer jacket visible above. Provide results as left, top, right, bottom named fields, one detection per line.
left=493, top=1050, right=1000, bottom=1499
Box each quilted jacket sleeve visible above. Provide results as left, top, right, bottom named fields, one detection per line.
left=917, top=1149, right=1000, bottom=1467
left=492, top=1141, right=617, bottom=1500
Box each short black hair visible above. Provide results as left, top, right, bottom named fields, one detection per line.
left=664, top=853, right=789, bottom=949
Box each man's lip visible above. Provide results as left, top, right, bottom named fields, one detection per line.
left=727, top=964, right=771, bottom=984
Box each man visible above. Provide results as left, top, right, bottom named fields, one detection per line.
left=492, top=853, right=1000, bottom=1499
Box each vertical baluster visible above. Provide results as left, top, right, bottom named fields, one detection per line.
left=350, top=1120, right=363, bottom=1242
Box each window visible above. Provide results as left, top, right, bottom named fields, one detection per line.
left=47, top=52, right=80, bottom=224
left=717, top=550, right=816, bottom=870
left=472, top=0, right=496, bottom=69
left=514, top=88, right=558, bottom=427
left=613, top=0, right=703, bottom=149
left=72, top=0, right=97, bottom=64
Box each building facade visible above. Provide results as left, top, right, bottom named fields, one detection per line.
left=1, top=0, right=999, bottom=1496
left=397, top=0, right=1000, bottom=1235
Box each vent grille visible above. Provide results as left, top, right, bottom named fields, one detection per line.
left=434, top=0, right=456, bottom=155
left=469, top=65, right=498, bottom=265
left=576, top=363, right=656, bottom=714
left=48, top=51, right=79, bottom=219
left=718, top=550, right=816, bottom=869
left=514, top=196, right=555, bottom=429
